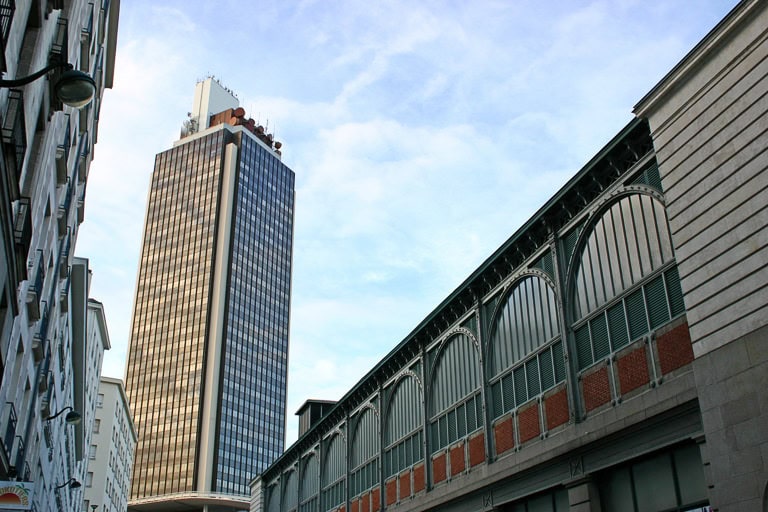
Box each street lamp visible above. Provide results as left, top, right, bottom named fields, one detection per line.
left=54, top=478, right=81, bottom=490
left=45, top=405, right=82, bottom=425
left=0, top=62, right=96, bottom=108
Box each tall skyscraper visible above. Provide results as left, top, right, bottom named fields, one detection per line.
left=125, top=78, right=295, bottom=511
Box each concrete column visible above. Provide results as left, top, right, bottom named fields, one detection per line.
left=567, top=476, right=601, bottom=512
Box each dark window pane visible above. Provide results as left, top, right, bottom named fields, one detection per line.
left=674, top=444, right=708, bottom=506
left=634, top=454, right=677, bottom=512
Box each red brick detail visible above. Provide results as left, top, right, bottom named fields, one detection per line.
left=449, top=442, right=466, bottom=476
left=657, top=322, right=694, bottom=374
left=432, top=452, right=447, bottom=484
left=468, top=432, right=485, bottom=467
left=545, top=388, right=569, bottom=430
left=338, top=506, right=346, bottom=512
left=617, top=346, right=650, bottom=394
left=385, top=477, right=397, bottom=506
left=518, top=402, right=541, bottom=443
left=399, top=470, right=411, bottom=499
left=493, top=416, right=515, bottom=455
left=371, top=488, right=380, bottom=512
left=582, top=366, right=611, bottom=412
left=350, top=498, right=359, bottom=512
left=413, top=463, right=425, bottom=493
left=361, top=492, right=370, bottom=512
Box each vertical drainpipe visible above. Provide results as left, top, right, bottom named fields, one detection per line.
left=551, top=237, right=582, bottom=423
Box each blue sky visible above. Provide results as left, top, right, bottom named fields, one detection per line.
left=76, top=0, right=738, bottom=444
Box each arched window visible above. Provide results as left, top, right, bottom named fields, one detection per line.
left=299, top=453, right=319, bottom=512
left=282, top=470, right=298, bottom=512
left=266, top=483, right=281, bottom=512
left=350, top=406, right=379, bottom=498
left=384, top=373, right=423, bottom=478
left=488, top=274, right=565, bottom=418
left=429, top=331, right=482, bottom=453
left=321, top=433, right=346, bottom=512
left=570, top=194, right=685, bottom=370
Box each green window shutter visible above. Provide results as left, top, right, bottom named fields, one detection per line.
left=645, top=275, right=670, bottom=329
left=490, top=381, right=503, bottom=417
left=647, top=163, right=663, bottom=192
left=631, top=163, right=662, bottom=192
left=553, top=341, right=566, bottom=383
left=533, top=251, right=555, bottom=279
left=591, top=313, right=610, bottom=361
left=405, top=436, right=414, bottom=467
left=607, top=302, right=629, bottom=350
left=665, top=266, right=685, bottom=316
left=526, top=358, right=541, bottom=397
left=539, top=349, right=555, bottom=390
left=466, top=395, right=478, bottom=431
left=447, top=409, right=457, bottom=443
left=502, top=373, right=515, bottom=413
left=514, top=367, right=528, bottom=406
left=457, top=403, right=467, bottom=438
left=441, top=415, right=449, bottom=449
left=626, top=288, right=649, bottom=340
left=575, top=325, right=593, bottom=370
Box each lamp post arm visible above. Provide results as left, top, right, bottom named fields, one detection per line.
left=45, top=405, right=73, bottom=421
left=0, top=62, right=73, bottom=88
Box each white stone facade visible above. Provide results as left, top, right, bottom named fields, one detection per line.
left=0, top=1, right=120, bottom=511
left=83, top=377, right=136, bottom=512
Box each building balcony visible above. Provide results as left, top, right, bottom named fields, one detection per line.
left=59, top=274, right=70, bottom=312
left=26, top=252, right=44, bottom=322
left=57, top=182, right=73, bottom=234
left=58, top=234, right=70, bottom=278
left=55, top=115, right=72, bottom=184
left=1, top=89, right=26, bottom=200
left=12, top=196, right=31, bottom=281
left=48, top=17, right=68, bottom=112
left=31, top=302, right=49, bottom=363
left=1, top=402, right=17, bottom=463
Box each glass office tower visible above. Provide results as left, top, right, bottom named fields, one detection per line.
left=125, top=79, right=294, bottom=511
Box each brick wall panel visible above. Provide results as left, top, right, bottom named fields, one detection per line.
left=656, top=322, right=694, bottom=374
left=413, top=463, right=425, bottom=493
left=385, top=477, right=397, bottom=506
left=350, top=497, right=359, bottom=512
left=493, top=415, right=515, bottom=456
left=432, top=452, right=447, bottom=484
left=468, top=432, right=485, bottom=467
left=399, top=469, right=411, bottom=500
left=518, top=402, right=541, bottom=443
left=617, top=345, right=650, bottom=394
left=362, top=492, right=370, bottom=512
left=371, top=488, right=380, bottom=512
left=449, top=442, right=466, bottom=476
left=544, top=387, right=569, bottom=430
left=581, top=365, right=612, bottom=412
